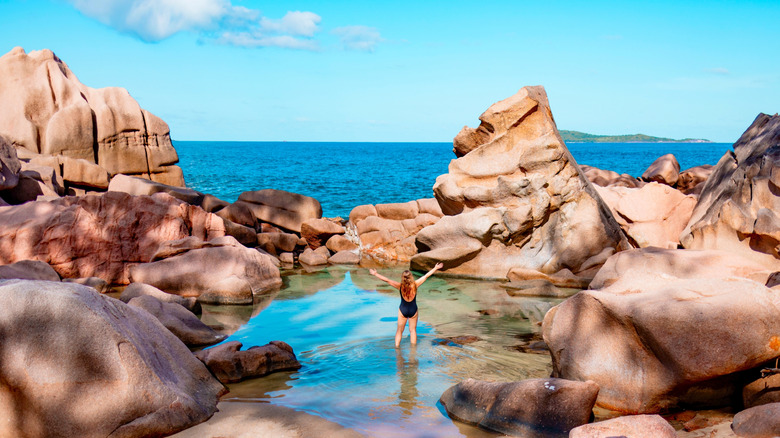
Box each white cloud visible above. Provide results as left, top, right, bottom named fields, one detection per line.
left=260, top=11, right=321, bottom=37
left=332, top=26, right=383, bottom=52
left=68, top=0, right=379, bottom=52
left=705, top=67, right=730, bottom=75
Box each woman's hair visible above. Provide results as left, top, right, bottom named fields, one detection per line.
left=399, top=270, right=417, bottom=301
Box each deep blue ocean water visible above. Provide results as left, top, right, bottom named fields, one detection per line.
left=175, top=141, right=732, bottom=218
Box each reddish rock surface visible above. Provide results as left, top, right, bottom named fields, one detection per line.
left=439, top=378, right=599, bottom=437
left=195, top=340, right=301, bottom=383
left=301, top=218, right=345, bottom=249
left=677, top=164, right=713, bottom=195
left=0, top=191, right=225, bottom=284
left=237, top=189, right=322, bottom=233
left=0, top=280, right=225, bottom=438
left=569, top=414, right=676, bottom=438
left=641, top=153, right=681, bottom=186
left=544, top=274, right=780, bottom=413
left=127, top=295, right=225, bottom=347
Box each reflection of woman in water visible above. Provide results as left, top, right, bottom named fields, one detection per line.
left=369, top=263, right=444, bottom=347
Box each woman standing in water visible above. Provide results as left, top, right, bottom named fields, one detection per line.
left=369, top=263, right=444, bottom=347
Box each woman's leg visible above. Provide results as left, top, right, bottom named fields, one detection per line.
left=409, top=313, right=418, bottom=345
left=395, top=309, right=407, bottom=348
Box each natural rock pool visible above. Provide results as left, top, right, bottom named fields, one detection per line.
left=199, top=267, right=564, bottom=437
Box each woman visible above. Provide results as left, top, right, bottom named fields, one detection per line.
left=369, top=262, right=444, bottom=347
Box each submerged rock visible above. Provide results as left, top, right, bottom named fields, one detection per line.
left=681, top=113, right=780, bottom=270
left=0, top=47, right=184, bottom=185
left=0, top=280, right=225, bottom=437
left=569, top=414, right=676, bottom=438
left=412, top=86, right=629, bottom=285
left=439, top=378, right=599, bottom=437
left=195, top=340, right=301, bottom=383
left=543, top=274, right=780, bottom=413
left=0, top=191, right=225, bottom=284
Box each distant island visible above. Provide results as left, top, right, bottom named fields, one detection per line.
left=560, top=130, right=711, bottom=143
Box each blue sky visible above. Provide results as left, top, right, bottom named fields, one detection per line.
left=1, top=0, right=778, bottom=142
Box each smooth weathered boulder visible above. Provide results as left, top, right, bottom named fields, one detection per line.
left=641, top=153, right=681, bottom=186
left=503, top=279, right=575, bottom=298
left=2, top=165, right=62, bottom=204
left=127, top=295, right=226, bottom=347
left=677, top=164, right=713, bottom=195
left=257, top=232, right=299, bottom=253
left=0, top=259, right=60, bottom=281
left=439, top=378, right=599, bottom=437
left=350, top=199, right=443, bottom=262
left=326, top=234, right=359, bottom=253
left=29, top=154, right=110, bottom=190
left=543, top=274, right=780, bottom=413
left=0, top=280, right=225, bottom=438
left=200, top=194, right=228, bottom=213
left=0, top=135, right=20, bottom=190
left=412, top=86, right=629, bottom=285
left=194, top=340, right=301, bottom=384
left=590, top=247, right=774, bottom=289
left=62, top=276, right=110, bottom=293
left=731, top=402, right=780, bottom=438
left=595, top=182, right=697, bottom=248
left=299, top=246, right=331, bottom=266
left=237, top=189, right=322, bottom=233
left=301, top=218, right=345, bottom=249
left=328, top=250, right=360, bottom=265
left=0, top=191, right=225, bottom=284
left=108, top=174, right=203, bottom=205
left=0, top=47, right=184, bottom=185
left=221, top=218, right=258, bottom=247
left=580, top=165, right=645, bottom=189
left=120, top=282, right=201, bottom=313
left=129, top=236, right=282, bottom=305
left=216, top=201, right=257, bottom=228
left=681, top=114, right=780, bottom=270
left=569, top=414, right=676, bottom=438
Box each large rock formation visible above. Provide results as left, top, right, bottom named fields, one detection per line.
left=411, top=86, right=629, bottom=284
left=235, top=189, right=322, bottom=233
left=0, top=47, right=184, bottom=188
left=349, top=198, right=443, bottom=262
left=543, top=273, right=780, bottom=413
left=0, top=280, right=225, bottom=437
left=594, top=182, right=697, bottom=249
left=194, top=341, right=301, bottom=384
left=681, top=113, right=780, bottom=270
left=0, top=191, right=225, bottom=284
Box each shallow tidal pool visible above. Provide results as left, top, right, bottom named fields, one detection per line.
left=199, top=267, right=563, bottom=437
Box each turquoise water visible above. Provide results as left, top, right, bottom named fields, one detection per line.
left=203, top=268, right=559, bottom=437
left=175, top=141, right=732, bottom=218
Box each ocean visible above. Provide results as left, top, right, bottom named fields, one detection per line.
left=175, top=141, right=733, bottom=218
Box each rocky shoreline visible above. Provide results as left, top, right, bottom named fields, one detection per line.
left=1, top=46, right=779, bottom=437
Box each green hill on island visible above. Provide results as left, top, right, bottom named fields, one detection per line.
left=560, top=130, right=710, bottom=143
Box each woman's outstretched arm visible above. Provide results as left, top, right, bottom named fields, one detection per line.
left=415, top=262, right=444, bottom=287
left=369, top=269, right=401, bottom=289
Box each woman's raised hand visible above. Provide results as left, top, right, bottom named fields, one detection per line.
left=369, top=268, right=377, bottom=276
left=434, top=262, right=444, bottom=270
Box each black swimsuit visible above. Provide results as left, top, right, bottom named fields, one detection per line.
left=399, top=293, right=418, bottom=318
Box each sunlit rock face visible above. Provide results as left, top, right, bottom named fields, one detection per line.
left=681, top=113, right=780, bottom=271
left=411, top=86, right=629, bottom=286
left=0, top=47, right=184, bottom=186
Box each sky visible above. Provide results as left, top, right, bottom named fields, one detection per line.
left=1, top=0, right=778, bottom=143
